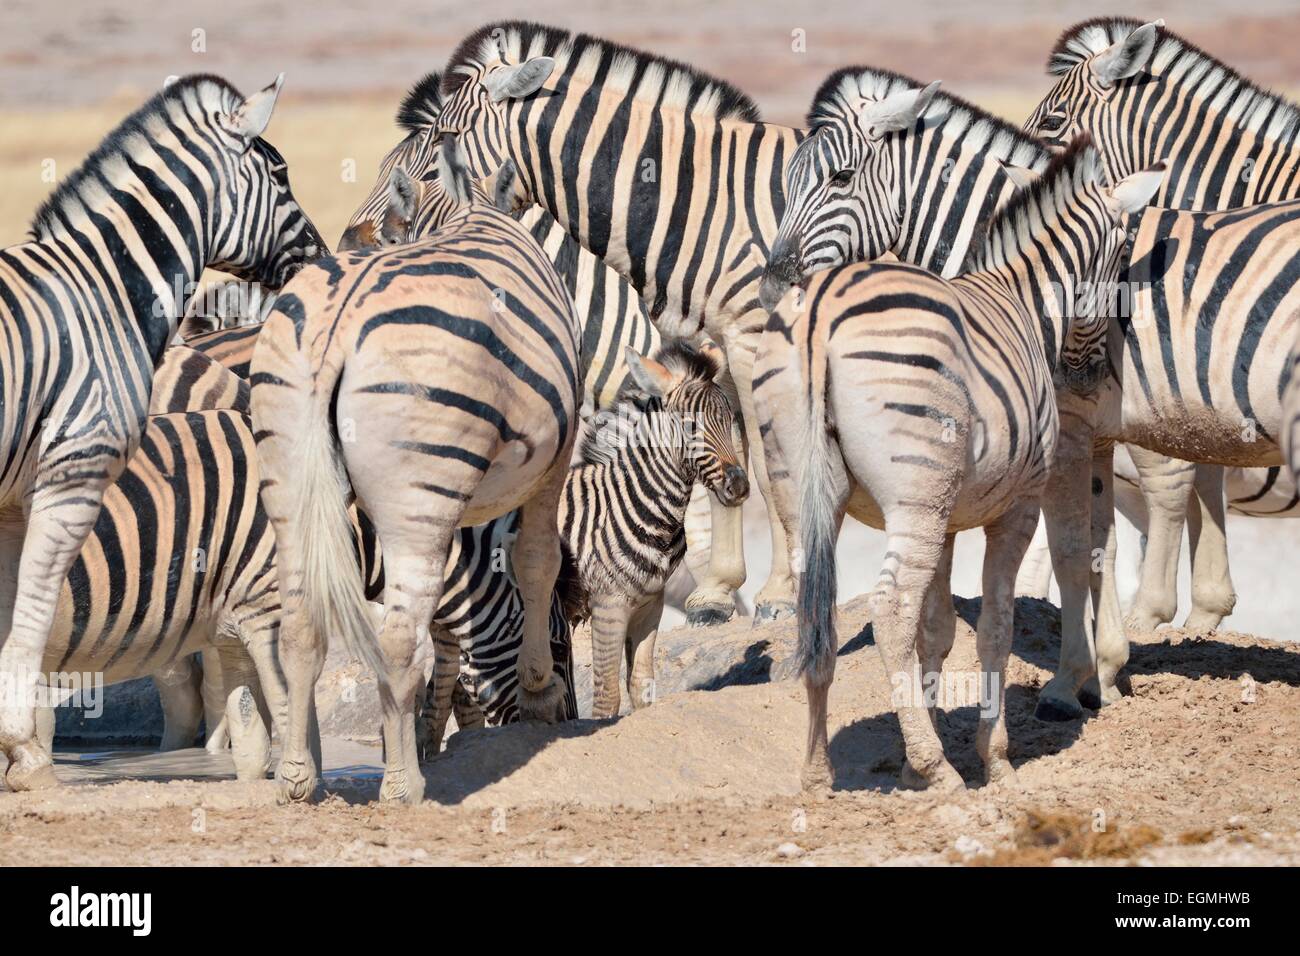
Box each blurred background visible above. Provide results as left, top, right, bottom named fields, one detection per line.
left=2, top=0, right=1297, bottom=638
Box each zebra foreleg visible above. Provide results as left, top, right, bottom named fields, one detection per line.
left=1, top=487, right=112, bottom=791
left=154, top=656, right=204, bottom=751
left=1086, top=444, right=1128, bottom=708
left=1184, top=465, right=1236, bottom=632
left=1036, top=397, right=1097, bottom=721
left=211, top=634, right=273, bottom=780
left=975, top=500, right=1039, bottom=785
left=1125, top=447, right=1195, bottom=632
left=514, top=461, right=569, bottom=723
left=417, top=623, right=461, bottom=759
left=730, top=329, right=798, bottom=624
left=589, top=593, right=633, bottom=718
left=625, top=594, right=663, bottom=710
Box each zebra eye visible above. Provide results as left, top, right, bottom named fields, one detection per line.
left=1038, top=112, right=1066, bottom=133
left=830, top=169, right=855, bottom=187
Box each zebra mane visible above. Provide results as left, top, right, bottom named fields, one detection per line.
left=29, top=75, right=247, bottom=240
left=972, top=135, right=1104, bottom=272
left=442, top=21, right=761, bottom=122
left=396, top=71, right=445, bottom=133
left=1049, top=18, right=1300, bottom=141
left=577, top=340, right=720, bottom=468
left=808, top=66, right=1050, bottom=172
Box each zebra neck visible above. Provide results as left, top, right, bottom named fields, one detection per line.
left=40, top=176, right=208, bottom=362
left=892, top=136, right=1048, bottom=278
left=581, top=422, right=694, bottom=531
left=507, top=96, right=796, bottom=324
left=1131, top=88, right=1300, bottom=207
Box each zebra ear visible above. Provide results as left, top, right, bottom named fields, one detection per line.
left=624, top=347, right=674, bottom=399
left=387, top=168, right=420, bottom=222
left=227, top=74, right=285, bottom=142
left=483, top=56, right=555, bottom=103
left=859, top=80, right=941, bottom=140
left=998, top=160, right=1041, bottom=191
left=437, top=134, right=473, bottom=206
left=1106, top=159, right=1167, bottom=214
left=1091, top=20, right=1162, bottom=87
left=696, top=339, right=726, bottom=380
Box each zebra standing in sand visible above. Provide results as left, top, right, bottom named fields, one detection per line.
left=432, top=21, right=1048, bottom=624
left=0, top=74, right=322, bottom=791
left=1019, top=18, right=1300, bottom=715
left=252, top=137, right=581, bottom=804
left=764, top=140, right=1164, bottom=791
left=554, top=342, right=747, bottom=719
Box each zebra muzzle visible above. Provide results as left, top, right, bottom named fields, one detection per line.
left=719, top=464, right=750, bottom=505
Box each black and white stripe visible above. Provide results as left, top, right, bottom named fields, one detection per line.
left=0, top=74, right=322, bottom=792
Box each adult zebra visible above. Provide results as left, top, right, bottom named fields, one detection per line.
left=432, top=21, right=1045, bottom=623
left=1021, top=18, right=1300, bottom=714
left=252, top=137, right=581, bottom=804
left=765, top=139, right=1164, bottom=790
left=0, top=74, right=322, bottom=791
left=335, top=72, right=754, bottom=619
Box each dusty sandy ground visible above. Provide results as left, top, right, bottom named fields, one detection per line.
left=3, top=596, right=1297, bottom=865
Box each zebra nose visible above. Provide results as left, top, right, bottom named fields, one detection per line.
left=337, top=223, right=376, bottom=252
left=722, top=465, right=749, bottom=503
left=759, top=247, right=802, bottom=313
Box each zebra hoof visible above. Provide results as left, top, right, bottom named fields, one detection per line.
left=1076, top=686, right=1103, bottom=710
left=1034, top=692, right=1084, bottom=722
left=379, top=767, right=424, bottom=805
left=276, top=757, right=319, bottom=805
left=754, top=602, right=795, bottom=625
left=517, top=677, right=566, bottom=724
left=4, top=752, right=60, bottom=792
left=686, top=605, right=734, bottom=628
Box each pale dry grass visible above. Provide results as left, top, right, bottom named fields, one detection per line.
left=0, top=94, right=407, bottom=250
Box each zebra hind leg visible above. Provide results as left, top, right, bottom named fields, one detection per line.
left=915, top=534, right=957, bottom=734
left=154, top=656, right=204, bottom=751
left=417, top=622, right=460, bottom=759
left=513, top=461, right=570, bottom=722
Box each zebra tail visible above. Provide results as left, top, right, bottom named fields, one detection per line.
left=795, top=328, right=838, bottom=687
left=291, top=374, right=392, bottom=698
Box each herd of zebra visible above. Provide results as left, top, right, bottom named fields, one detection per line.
left=0, top=15, right=1297, bottom=801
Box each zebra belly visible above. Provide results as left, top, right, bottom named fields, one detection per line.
left=1120, top=400, right=1282, bottom=467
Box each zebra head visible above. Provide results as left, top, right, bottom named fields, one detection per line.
left=759, top=78, right=941, bottom=313
left=1024, top=19, right=1163, bottom=154
left=435, top=28, right=556, bottom=201
left=339, top=72, right=506, bottom=252
left=208, top=75, right=327, bottom=289
left=338, top=72, right=447, bottom=251
left=622, top=342, right=749, bottom=507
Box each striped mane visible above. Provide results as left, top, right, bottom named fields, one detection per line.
left=1049, top=18, right=1300, bottom=141
left=29, top=74, right=245, bottom=240
left=442, top=21, right=761, bottom=122
left=971, top=135, right=1103, bottom=272
left=808, top=66, right=1049, bottom=172
left=396, top=71, right=445, bottom=133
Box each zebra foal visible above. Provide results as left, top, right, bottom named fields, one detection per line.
left=554, top=342, right=746, bottom=718
left=763, top=141, right=1164, bottom=790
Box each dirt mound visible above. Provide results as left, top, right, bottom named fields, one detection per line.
left=3, top=595, right=1299, bottom=865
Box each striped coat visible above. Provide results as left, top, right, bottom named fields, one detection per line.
left=0, top=74, right=321, bottom=791
left=765, top=141, right=1164, bottom=791
left=1020, top=18, right=1300, bottom=715
left=252, top=156, right=581, bottom=804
